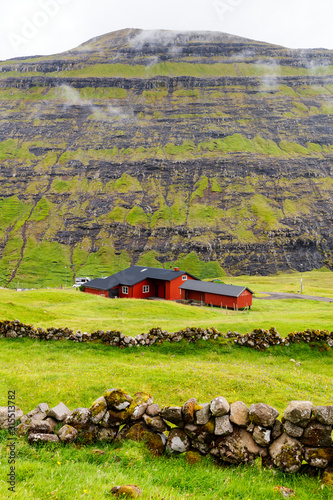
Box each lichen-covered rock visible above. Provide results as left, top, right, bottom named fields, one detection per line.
left=37, top=403, right=49, bottom=413
left=216, top=427, right=267, bottom=464
left=182, top=397, right=197, bottom=424
left=142, top=414, right=168, bottom=433
left=184, top=420, right=214, bottom=443
left=101, top=408, right=128, bottom=427
left=65, top=408, right=91, bottom=430
left=253, top=426, right=271, bottom=447
left=77, top=424, right=99, bottom=444
left=284, top=401, right=313, bottom=426
left=122, top=422, right=165, bottom=456
left=269, top=433, right=303, bottom=473
left=28, top=420, right=53, bottom=434
left=210, top=397, right=229, bottom=417
left=128, top=392, right=153, bottom=421
left=312, top=406, right=333, bottom=425
left=28, top=433, right=59, bottom=444
left=97, top=427, right=118, bottom=442
left=304, top=447, right=333, bottom=469
left=283, top=420, right=304, bottom=438
left=249, top=403, right=279, bottom=427
left=47, top=402, right=71, bottom=422
left=272, top=420, right=283, bottom=440
left=192, top=440, right=211, bottom=455
left=146, top=403, right=160, bottom=417
left=273, top=486, right=295, bottom=498
left=44, top=417, right=57, bottom=433
left=21, top=408, right=47, bottom=426
left=167, top=428, right=191, bottom=454
left=229, top=401, right=250, bottom=427
left=58, top=424, right=78, bottom=443
left=0, top=406, right=24, bottom=429
left=104, top=388, right=132, bottom=411
left=301, top=422, right=332, bottom=447
left=15, top=423, right=29, bottom=436
left=195, top=403, right=210, bottom=425
left=214, top=415, right=233, bottom=436
left=90, top=396, right=107, bottom=424
left=185, top=450, right=202, bottom=464
left=322, top=466, right=333, bottom=486
left=110, top=485, right=142, bottom=498
left=160, top=406, right=183, bottom=426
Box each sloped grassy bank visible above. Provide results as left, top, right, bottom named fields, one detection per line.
left=0, top=287, right=332, bottom=335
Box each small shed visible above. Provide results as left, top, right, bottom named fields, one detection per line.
left=179, top=280, right=253, bottom=309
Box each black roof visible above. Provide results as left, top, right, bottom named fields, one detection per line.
left=85, top=266, right=198, bottom=291
left=179, top=280, right=253, bottom=297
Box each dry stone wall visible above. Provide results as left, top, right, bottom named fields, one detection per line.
left=1, top=320, right=332, bottom=350
left=1, top=389, right=332, bottom=477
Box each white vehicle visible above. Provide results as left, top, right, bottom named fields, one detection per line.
left=73, top=277, right=90, bottom=288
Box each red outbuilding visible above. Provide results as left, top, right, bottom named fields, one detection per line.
left=179, top=280, right=253, bottom=309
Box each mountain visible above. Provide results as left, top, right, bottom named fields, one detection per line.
left=0, top=29, right=332, bottom=287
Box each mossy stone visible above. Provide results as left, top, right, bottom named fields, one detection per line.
left=123, top=422, right=165, bottom=456
left=104, top=389, right=132, bottom=411
left=90, top=396, right=107, bottom=423
left=185, top=450, right=202, bottom=464
left=110, top=485, right=142, bottom=498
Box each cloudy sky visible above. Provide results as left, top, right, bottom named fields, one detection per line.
left=1, top=0, right=333, bottom=61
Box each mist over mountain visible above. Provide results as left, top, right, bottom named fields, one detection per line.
left=0, top=29, right=332, bottom=287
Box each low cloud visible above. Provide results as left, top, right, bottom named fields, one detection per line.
left=58, top=85, right=134, bottom=121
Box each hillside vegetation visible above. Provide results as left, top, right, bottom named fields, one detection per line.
left=0, top=29, right=332, bottom=287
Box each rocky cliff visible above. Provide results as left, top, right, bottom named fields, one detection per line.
left=0, top=29, right=332, bottom=286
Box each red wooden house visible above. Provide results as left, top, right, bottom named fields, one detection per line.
left=179, top=280, right=253, bottom=309
left=83, top=265, right=198, bottom=301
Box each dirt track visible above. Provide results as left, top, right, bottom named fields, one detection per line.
left=255, top=292, right=333, bottom=303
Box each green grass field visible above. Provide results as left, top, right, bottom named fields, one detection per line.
left=224, top=269, right=333, bottom=298
left=0, top=270, right=332, bottom=499
left=0, top=267, right=332, bottom=335
left=0, top=339, right=332, bottom=499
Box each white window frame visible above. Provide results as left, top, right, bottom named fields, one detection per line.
left=143, top=285, right=149, bottom=293
left=122, top=286, right=129, bottom=294
left=182, top=275, right=188, bottom=281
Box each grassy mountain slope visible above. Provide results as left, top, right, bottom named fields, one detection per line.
left=0, top=29, right=332, bottom=287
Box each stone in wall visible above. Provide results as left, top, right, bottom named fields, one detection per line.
left=213, top=427, right=267, bottom=464
left=249, top=403, right=279, bottom=427
left=269, top=433, right=303, bottom=473
left=284, top=401, right=313, bottom=427
left=229, top=401, right=250, bottom=427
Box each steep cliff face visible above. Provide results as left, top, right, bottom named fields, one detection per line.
left=0, top=29, right=332, bottom=286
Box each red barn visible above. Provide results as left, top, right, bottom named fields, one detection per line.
left=179, top=280, right=253, bottom=309
left=83, top=265, right=198, bottom=301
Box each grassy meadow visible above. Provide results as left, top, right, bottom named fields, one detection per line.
left=0, top=282, right=332, bottom=337
left=0, top=338, right=332, bottom=499
left=224, top=268, right=333, bottom=298
left=0, top=269, right=332, bottom=499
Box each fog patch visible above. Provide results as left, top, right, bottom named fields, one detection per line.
left=57, top=85, right=134, bottom=121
